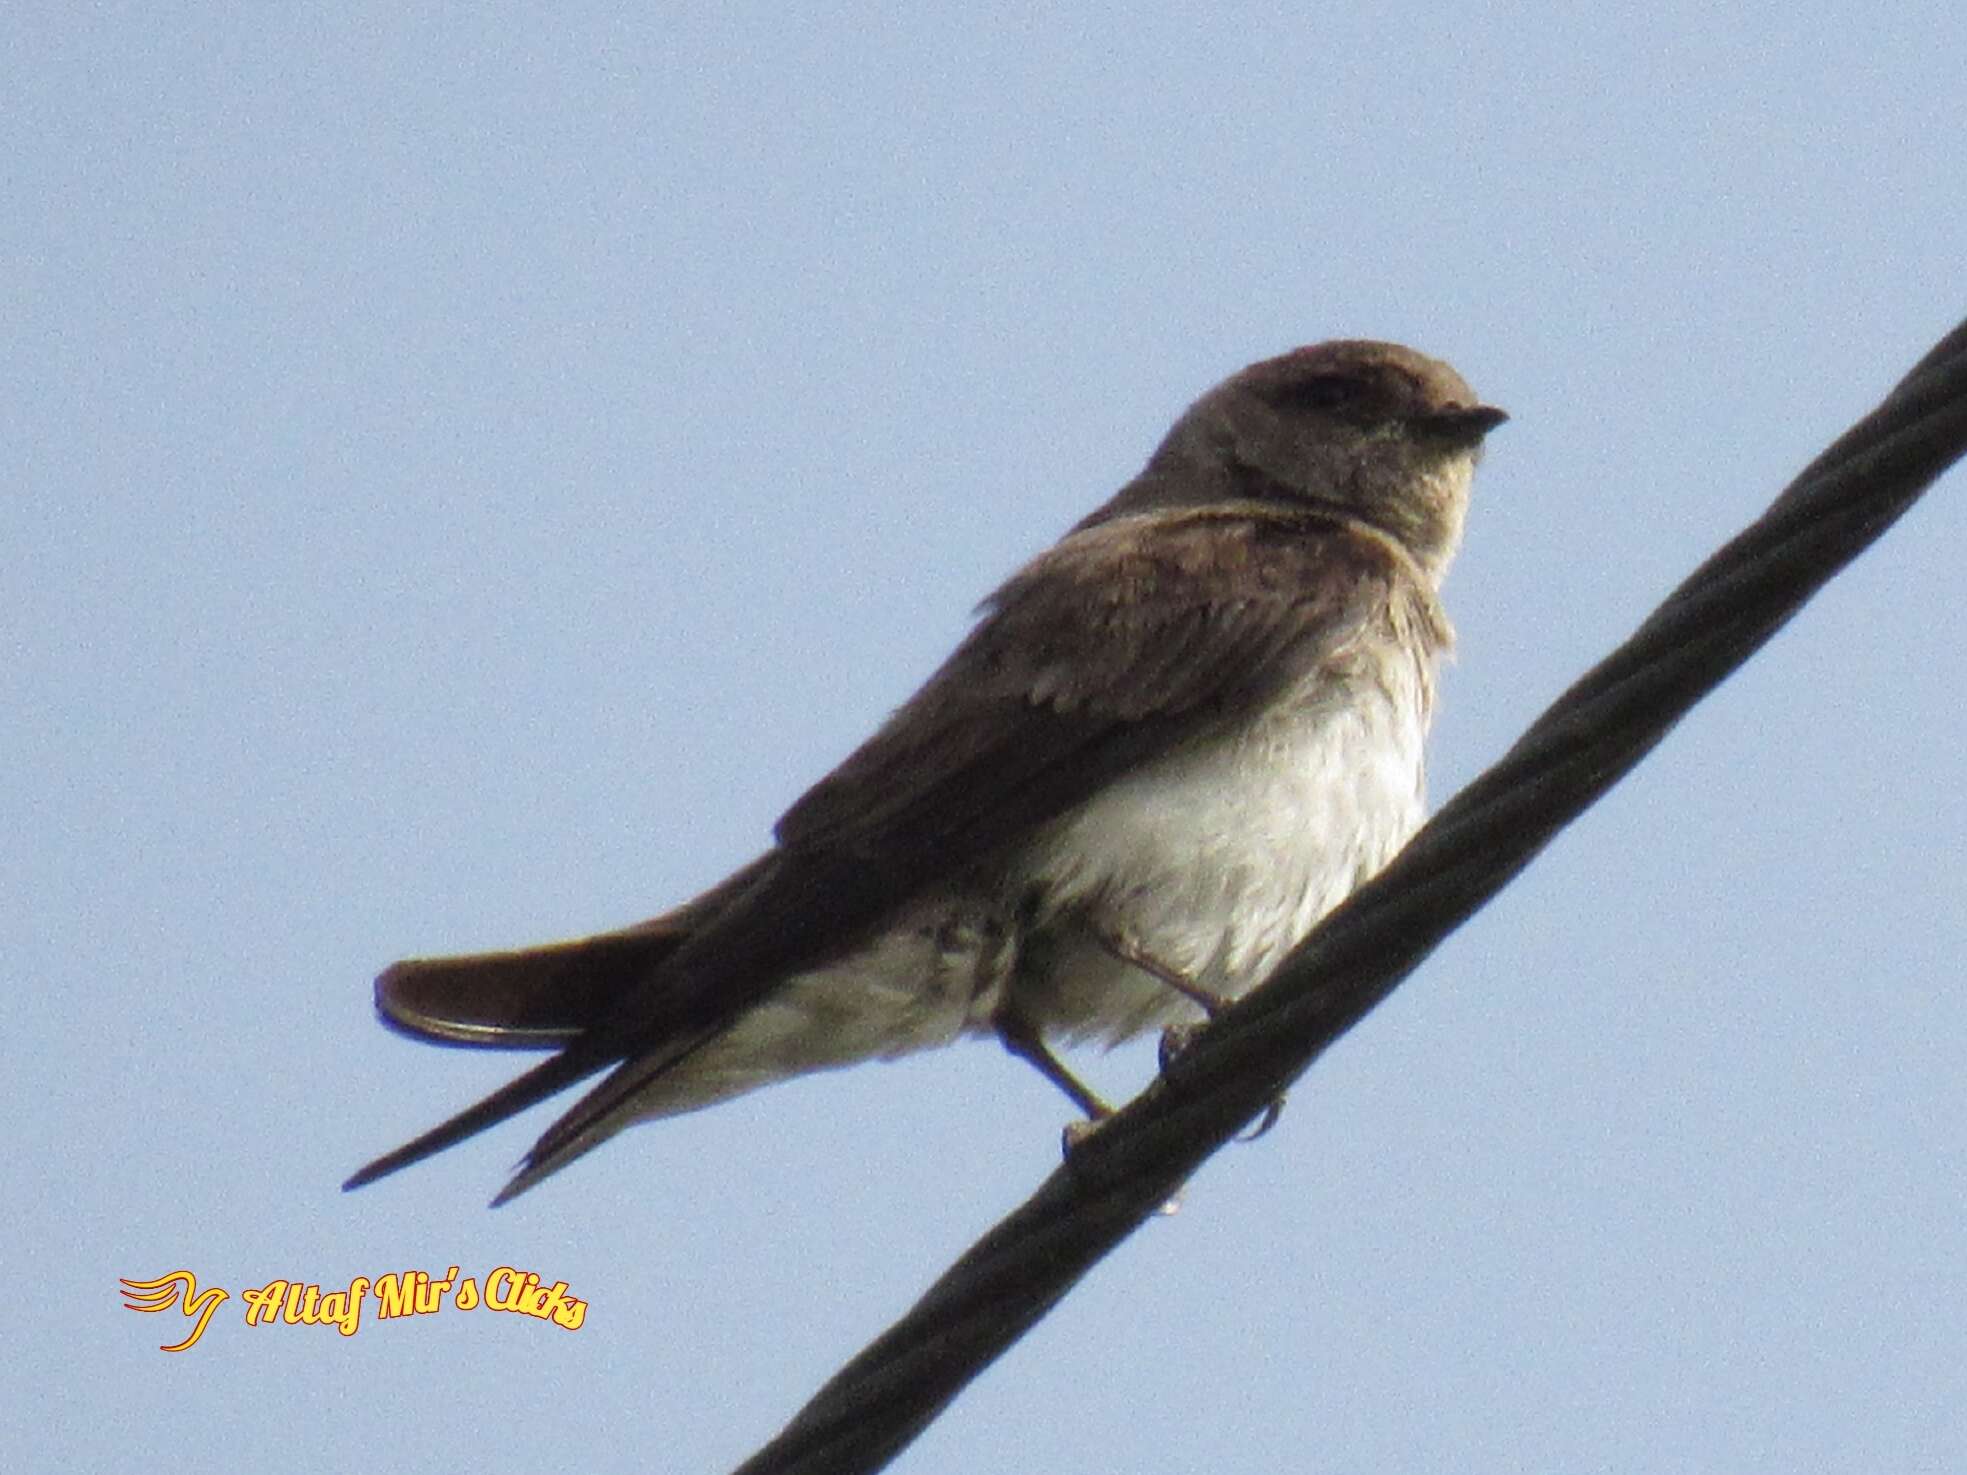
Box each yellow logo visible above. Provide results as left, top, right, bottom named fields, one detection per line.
left=119, top=1266, right=587, bottom=1351
left=121, top=1271, right=230, bottom=1353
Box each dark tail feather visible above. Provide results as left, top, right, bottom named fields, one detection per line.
left=343, top=1044, right=614, bottom=1192
left=374, top=928, right=692, bottom=1049
left=344, top=931, right=671, bottom=1191
left=346, top=907, right=713, bottom=1190
left=349, top=856, right=777, bottom=1199
left=487, top=1033, right=713, bottom=1206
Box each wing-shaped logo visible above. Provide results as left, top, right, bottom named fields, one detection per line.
left=121, top=1271, right=229, bottom=1352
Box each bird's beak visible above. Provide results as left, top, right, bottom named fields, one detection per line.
left=1432, top=404, right=1510, bottom=442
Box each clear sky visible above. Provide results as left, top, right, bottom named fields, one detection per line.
left=11, top=5, right=1966, bottom=1472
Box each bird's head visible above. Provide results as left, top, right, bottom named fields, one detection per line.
left=1124, top=340, right=1507, bottom=584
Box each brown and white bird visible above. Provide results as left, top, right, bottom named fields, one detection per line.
left=346, top=340, right=1505, bottom=1204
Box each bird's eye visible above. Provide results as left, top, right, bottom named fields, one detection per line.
left=1263, top=375, right=1360, bottom=414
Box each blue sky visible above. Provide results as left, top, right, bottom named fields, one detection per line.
left=11, top=5, right=1966, bottom=1471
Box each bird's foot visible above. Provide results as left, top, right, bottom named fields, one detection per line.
left=1157, top=1020, right=1203, bottom=1071
left=1060, top=1114, right=1109, bottom=1156
left=1157, top=1023, right=1286, bottom=1143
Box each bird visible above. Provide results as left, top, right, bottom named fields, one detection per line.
left=345, top=339, right=1506, bottom=1204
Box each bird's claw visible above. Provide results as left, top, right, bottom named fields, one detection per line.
left=1237, top=1092, right=1287, bottom=1143
left=1157, top=1021, right=1202, bottom=1071
left=1060, top=1116, right=1107, bottom=1155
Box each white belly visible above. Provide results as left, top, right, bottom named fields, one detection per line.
left=614, top=654, right=1431, bottom=1120
left=1008, top=658, right=1431, bottom=1041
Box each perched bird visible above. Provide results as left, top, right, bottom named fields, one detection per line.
left=346, top=340, right=1505, bottom=1204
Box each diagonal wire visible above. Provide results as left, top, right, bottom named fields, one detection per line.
left=731, top=318, right=1967, bottom=1475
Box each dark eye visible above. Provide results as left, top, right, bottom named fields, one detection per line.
left=1262, top=374, right=1360, bottom=414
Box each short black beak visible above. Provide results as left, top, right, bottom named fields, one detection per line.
left=1430, top=404, right=1509, bottom=442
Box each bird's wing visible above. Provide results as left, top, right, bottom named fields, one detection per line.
left=775, top=507, right=1416, bottom=858
left=484, top=505, right=1408, bottom=1197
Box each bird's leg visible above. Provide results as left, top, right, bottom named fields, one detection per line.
left=1094, top=927, right=1232, bottom=1016
left=996, top=1009, right=1112, bottom=1131
left=1098, top=925, right=1287, bottom=1142
left=995, top=1007, right=1178, bottom=1206
left=1094, top=925, right=1229, bottom=1068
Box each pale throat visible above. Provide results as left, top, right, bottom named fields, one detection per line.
left=1405, top=453, right=1476, bottom=586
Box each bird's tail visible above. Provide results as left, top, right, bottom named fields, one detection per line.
left=345, top=856, right=775, bottom=1200
left=370, top=928, right=684, bottom=1050
left=342, top=926, right=690, bottom=1193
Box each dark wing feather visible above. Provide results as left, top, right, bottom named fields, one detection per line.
left=773, top=509, right=1378, bottom=862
